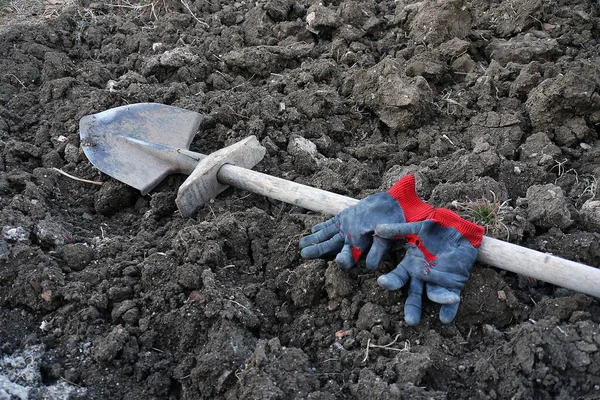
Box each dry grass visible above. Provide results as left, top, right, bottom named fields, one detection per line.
left=0, top=0, right=74, bottom=30
left=0, top=0, right=208, bottom=31
left=106, top=0, right=170, bottom=20
left=105, top=0, right=206, bottom=23
left=452, top=192, right=511, bottom=239
left=578, top=175, right=599, bottom=205
left=583, top=176, right=599, bottom=200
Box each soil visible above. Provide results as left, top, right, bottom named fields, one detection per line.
left=1, top=0, right=600, bottom=399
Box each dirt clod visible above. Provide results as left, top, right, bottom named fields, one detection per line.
left=526, top=184, right=573, bottom=230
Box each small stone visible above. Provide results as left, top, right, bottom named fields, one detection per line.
left=35, top=219, right=68, bottom=248
left=64, top=143, right=81, bottom=163
left=41, top=290, right=52, bottom=302
left=2, top=226, right=30, bottom=242
left=287, top=135, right=323, bottom=172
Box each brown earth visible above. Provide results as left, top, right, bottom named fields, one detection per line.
left=1, top=0, right=600, bottom=398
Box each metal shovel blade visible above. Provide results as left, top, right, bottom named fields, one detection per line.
left=80, top=103, right=203, bottom=195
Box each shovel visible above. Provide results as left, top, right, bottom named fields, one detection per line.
left=80, top=103, right=600, bottom=298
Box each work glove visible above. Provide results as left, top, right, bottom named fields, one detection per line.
left=299, top=174, right=434, bottom=269
left=374, top=208, right=484, bottom=326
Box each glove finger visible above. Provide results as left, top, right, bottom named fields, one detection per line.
left=374, top=223, right=404, bottom=239
left=336, top=229, right=376, bottom=269
left=377, top=264, right=410, bottom=290
left=299, top=222, right=340, bottom=249
left=426, top=283, right=461, bottom=304
left=404, top=278, right=424, bottom=326
left=311, top=217, right=337, bottom=233
left=335, top=243, right=361, bottom=270
left=300, top=234, right=344, bottom=259
left=426, top=270, right=468, bottom=291
left=365, top=235, right=391, bottom=271
left=439, top=303, right=460, bottom=324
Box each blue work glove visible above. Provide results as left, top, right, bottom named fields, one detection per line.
left=374, top=208, right=484, bottom=326
left=299, top=175, right=434, bottom=269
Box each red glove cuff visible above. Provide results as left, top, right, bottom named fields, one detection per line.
left=387, top=174, right=435, bottom=222
left=430, top=208, right=485, bottom=247
left=388, top=174, right=485, bottom=247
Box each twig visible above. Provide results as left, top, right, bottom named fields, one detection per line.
left=229, top=74, right=256, bottom=91
left=363, top=334, right=408, bottom=363
left=60, top=376, right=82, bottom=388
left=367, top=334, right=408, bottom=351
left=108, top=2, right=153, bottom=10
left=441, top=97, right=466, bottom=109
left=52, top=168, right=104, bottom=185
left=207, top=205, right=217, bottom=219
left=180, top=0, right=209, bottom=27
left=528, top=14, right=544, bottom=29
left=226, top=299, right=251, bottom=312
left=442, top=134, right=455, bottom=146
left=9, top=74, right=26, bottom=88
left=362, top=338, right=371, bottom=363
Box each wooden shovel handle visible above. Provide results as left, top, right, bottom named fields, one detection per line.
left=219, top=163, right=600, bottom=298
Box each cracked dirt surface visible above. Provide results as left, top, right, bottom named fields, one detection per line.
left=1, top=0, right=600, bottom=398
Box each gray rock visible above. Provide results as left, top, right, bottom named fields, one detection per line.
left=2, top=226, right=30, bottom=242
left=287, top=135, right=323, bottom=172
left=352, top=58, right=433, bottom=131
left=526, top=72, right=600, bottom=132
left=526, top=184, right=572, bottom=229
left=63, top=143, right=83, bottom=163
left=580, top=200, right=600, bottom=231
left=34, top=219, right=67, bottom=248
left=519, top=132, right=561, bottom=167
left=487, top=34, right=561, bottom=67
left=306, top=4, right=339, bottom=34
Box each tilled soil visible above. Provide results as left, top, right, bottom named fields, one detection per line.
left=1, top=0, right=600, bottom=398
